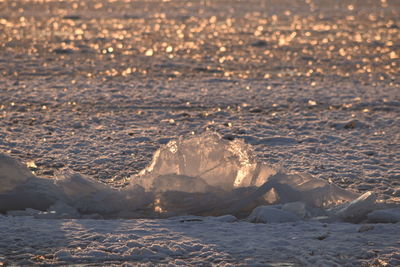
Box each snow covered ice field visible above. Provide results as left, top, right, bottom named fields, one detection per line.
left=0, top=0, right=400, bottom=266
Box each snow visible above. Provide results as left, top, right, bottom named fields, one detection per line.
left=0, top=215, right=399, bottom=266
left=1, top=0, right=400, bottom=265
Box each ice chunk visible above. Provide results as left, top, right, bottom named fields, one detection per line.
left=150, top=174, right=213, bottom=193
left=0, top=152, right=153, bottom=216
left=7, top=208, right=41, bottom=217
left=264, top=172, right=358, bottom=207
left=330, top=192, right=377, bottom=223
left=130, top=133, right=358, bottom=216
left=247, top=206, right=300, bottom=223
left=132, top=133, right=276, bottom=191
left=0, top=153, right=35, bottom=193
left=282, top=202, right=309, bottom=219
left=367, top=208, right=400, bottom=223
left=46, top=201, right=80, bottom=219
left=217, top=171, right=358, bottom=217
left=0, top=154, right=62, bottom=212
left=55, top=170, right=153, bottom=215
left=210, top=214, right=237, bottom=222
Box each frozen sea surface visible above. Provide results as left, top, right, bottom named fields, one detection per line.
left=0, top=0, right=399, bottom=265
left=1, top=215, right=400, bottom=266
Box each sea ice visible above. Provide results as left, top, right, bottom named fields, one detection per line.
left=130, top=133, right=359, bottom=215
left=367, top=208, right=400, bottom=223
left=0, top=153, right=34, bottom=193
left=54, top=170, right=152, bottom=215
left=282, top=202, right=309, bottom=219
left=329, top=192, right=377, bottom=223
left=0, top=154, right=61, bottom=212
left=0, top=133, right=393, bottom=222
left=247, top=206, right=300, bottom=223
left=132, top=133, right=269, bottom=191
